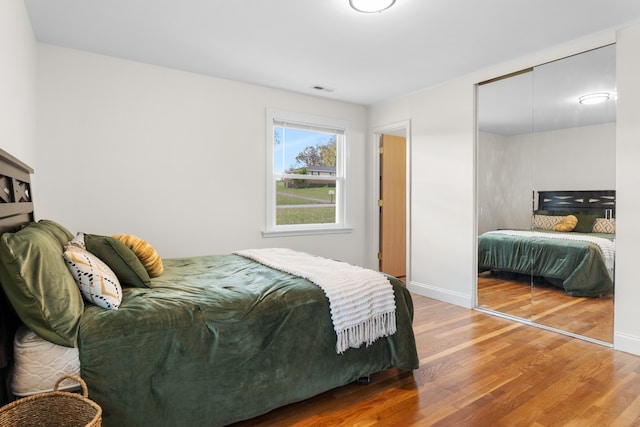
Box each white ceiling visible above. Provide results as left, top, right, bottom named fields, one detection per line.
left=478, top=44, right=617, bottom=136
left=24, top=0, right=640, bottom=106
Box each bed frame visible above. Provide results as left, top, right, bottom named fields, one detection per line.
left=537, top=190, right=615, bottom=215
left=0, top=148, right=35, bottom=405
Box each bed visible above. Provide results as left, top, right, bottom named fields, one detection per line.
left=0, top=149, right=419, bottom=426
left=478, top=190, right=615, bottom=297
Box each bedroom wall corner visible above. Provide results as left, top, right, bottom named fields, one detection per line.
left=0, top=0, right=37, bottom=167
left=613, top=22, right=640, bottom=356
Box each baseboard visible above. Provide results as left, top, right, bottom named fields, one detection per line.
left=614, top=331, right=640, bottom=356
left=408, top=281, right=473, bottom=309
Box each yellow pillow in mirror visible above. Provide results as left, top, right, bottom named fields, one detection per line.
left=554, top=215, right=578, bottom=232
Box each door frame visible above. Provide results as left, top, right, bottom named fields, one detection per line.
left=369, top=120, right=412, bottom=285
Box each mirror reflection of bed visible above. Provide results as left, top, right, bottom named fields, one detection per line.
left=477, top=190, right=616, bottom=344
left=476, top=44, right=616, bottom=345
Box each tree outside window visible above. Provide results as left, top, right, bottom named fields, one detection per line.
left=265, top=110, right=350, bottom=237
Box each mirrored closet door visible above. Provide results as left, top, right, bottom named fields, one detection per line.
left=476, top=45, right=616, bottom=344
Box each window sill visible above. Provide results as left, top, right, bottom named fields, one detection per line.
left=262, top=227, right=353, bottom=238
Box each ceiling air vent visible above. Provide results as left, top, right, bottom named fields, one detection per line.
left=312, top=85, right=335, bottom=93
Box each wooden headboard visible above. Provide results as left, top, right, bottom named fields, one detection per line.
left=537, top=190, right=615, bottom=215
left=0, top=150, right=34, bottom=230
left=0, top=148, right=35, bottom=404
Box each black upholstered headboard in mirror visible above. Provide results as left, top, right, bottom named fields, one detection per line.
left=537, top=190, right=615, bottom=215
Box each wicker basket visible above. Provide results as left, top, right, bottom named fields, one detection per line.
left=0, top=374, right=101, bottom=427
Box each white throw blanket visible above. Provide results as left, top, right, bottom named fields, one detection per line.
left=233, top=248, right=397, bottom=354
left=486, top=230, right=615, bottom=278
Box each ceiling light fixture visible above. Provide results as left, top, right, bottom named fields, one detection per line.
left=578, top=92, right=610, bottom=105
left=349, top=0, right=396, bottom=13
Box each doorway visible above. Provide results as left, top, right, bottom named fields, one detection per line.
left=372, top=121, right=410, bottom=285
left=379, top=134, right=406, bottom=282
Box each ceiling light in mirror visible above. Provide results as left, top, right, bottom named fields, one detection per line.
left=349, top=0, right=396, bottom=13
left=578, top=92, right=610, bottom=105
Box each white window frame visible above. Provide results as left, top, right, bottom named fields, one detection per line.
left=263, top=109, right=352, bottom=237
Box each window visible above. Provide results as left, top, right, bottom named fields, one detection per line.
left=264, top=109, right=351, bottom=237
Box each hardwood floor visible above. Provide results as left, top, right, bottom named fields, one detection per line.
left=231, top=293, right=640, bottom=427
left=477, top=271, right=614, bottom=343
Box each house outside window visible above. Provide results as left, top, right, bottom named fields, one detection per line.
left=264, top=109, right=351, bottom=237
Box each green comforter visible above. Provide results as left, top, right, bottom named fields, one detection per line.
left=78, top=254, right=418, bottom=427
left=478, top=230, right=614, bottom=297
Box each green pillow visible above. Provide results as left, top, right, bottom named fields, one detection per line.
left=84, top=233, right=151, bottom=288
left=34, top=219, right=74, bottom=247
left=0, top=222, right=83, bottom=347
left=574, top=213, right=600, bottom=233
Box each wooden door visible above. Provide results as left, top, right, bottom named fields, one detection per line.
left=379, top=134, right=406, bottom=281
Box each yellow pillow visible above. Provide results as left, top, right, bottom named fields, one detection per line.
left=554, top=215, right=578, bottom=232
left=113, top=234, right=164, bottom=277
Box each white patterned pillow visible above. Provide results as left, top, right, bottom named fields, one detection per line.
left=532, top=214, right=564, bottom=230
left=63, top=246, right=122, bottom=310
left=592, top=218, right=616, bottom=234
left=67, top=232, right=86, bottom=249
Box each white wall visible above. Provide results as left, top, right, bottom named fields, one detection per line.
left=0, top=0, right=37, bottom=166
left=614, top=23, right=640, bottom=355
left=35, top=45, right=370, bottom=265
left=478, top=122, right=616, bottom=234
left=370, top=80, right=477, bottom=307
left=477, top=131, right=509, bottom=234
left=477, top=131, right=533, bottom=234
left=532, top=123, right=616, bottom=192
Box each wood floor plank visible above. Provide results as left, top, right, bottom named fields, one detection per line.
left=230, top=294, right=640, bottom=426
left=478, top=271, right=614, bottom=343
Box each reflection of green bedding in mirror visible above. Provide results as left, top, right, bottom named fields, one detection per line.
left=478, top=230, right=613, bottom=297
